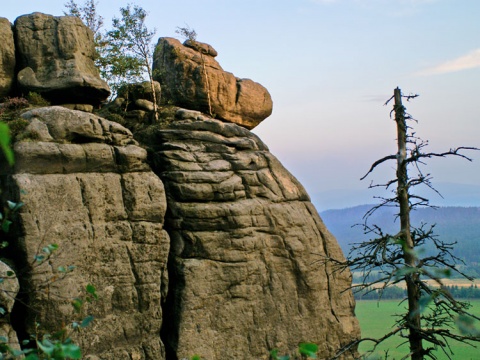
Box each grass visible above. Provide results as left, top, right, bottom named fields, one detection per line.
left=355, top=299, right=480, bottom=359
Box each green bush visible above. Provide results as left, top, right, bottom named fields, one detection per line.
left=27, top=92, right=50, bottom=107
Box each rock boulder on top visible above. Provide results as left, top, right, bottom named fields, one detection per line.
left=153, top=37, right=273, bottom=130
left=14, top=13, right=110, bottom=105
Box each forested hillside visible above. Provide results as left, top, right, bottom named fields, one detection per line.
left=321, top=206, right=480, bottom=276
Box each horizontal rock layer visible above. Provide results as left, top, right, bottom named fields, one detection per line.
left=154, top=118, right=360, bottom=359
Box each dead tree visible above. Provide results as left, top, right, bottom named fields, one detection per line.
left=333, top=87, right=480, bottom=360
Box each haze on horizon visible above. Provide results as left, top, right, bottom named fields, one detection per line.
left=4, top=0, right=480, bottom=210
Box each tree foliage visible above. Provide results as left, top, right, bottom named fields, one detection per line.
left=64, top=0, right=103, bottom=38
left=333, top=88, right=480, bottom=360
left=64, top=1, right=158, bottom=113
left=104, top=4, right=158, bottom=118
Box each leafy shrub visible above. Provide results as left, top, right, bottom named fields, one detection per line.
left=7, top=118, right=30, bottom=141
left=105, top=113, right=126, bottom=126
left=27, top=92, right=50, bottom=107
left=1, top=97, right=29, bottom=111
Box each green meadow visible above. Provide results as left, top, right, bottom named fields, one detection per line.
left=355, top=299, right=480, bottom=359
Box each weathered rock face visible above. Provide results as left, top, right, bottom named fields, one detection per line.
left=153, top=116, right=360, bottom=359
left=153, top=37, right=273, bottom=130
left=118, top=81, right=162, bottom=107
left=0, top=18, right=15, bottom=98
left=2, top=107, right=168, bottom=359
left=14, top=13, right=110, bottom=105
left=0, top=261, right=21, bottom=353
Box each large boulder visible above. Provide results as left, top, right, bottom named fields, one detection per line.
left=0, top=18, right=15, bottom=98
left=1, top=107, right=168, bottom=359
left=153, top=37, right=273, bottom=130
left=14, top=13, right=110, bottom=105
left=152, top=116, right=360, bottom=359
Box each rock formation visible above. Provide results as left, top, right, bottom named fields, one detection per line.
left=0, top=18, right=15, bottom=99
left=14, top=13, right=110, bottom=105
left=1, top=107, right=169, bottom=359
left=0, top=12, right=360, bottom=360
left=152, top=113, right=359, bottom=359
left=0, top=261, right=21, bottom=353
left=153, top=37, right=273, bottom=130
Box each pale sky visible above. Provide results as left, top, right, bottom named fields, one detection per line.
left=3, top=0, right=480, bottom=210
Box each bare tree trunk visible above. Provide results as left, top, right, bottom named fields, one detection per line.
left=146, top=57, right=158, bottom=122
left=394, top=87, right=424, bottom=360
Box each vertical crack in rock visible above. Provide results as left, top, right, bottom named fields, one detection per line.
left=160, top=252, right=184, bottom=360
left=125, top=245, right=142, bottom=312
left=3, top=107, right=169, bottom=359
left=77, top=176, right=96, bottom=240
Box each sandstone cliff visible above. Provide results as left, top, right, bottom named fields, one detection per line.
left=2, top=107, right=169, bottom=359
left=0, top=12, right=360, bottom=360
left=152, top=114, right=359, bottom=359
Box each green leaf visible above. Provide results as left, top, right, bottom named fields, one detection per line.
left=24, top=354, right=40, bottom=360
left=414, top=295, right=433, bottom=316
left=0, top=336, right=7, bottom=343
left=298, top=342, right=318, bottom=359
left=394, top=266, right=418, bottom=279
left=11, top=348, right=24, bottom=357
left=58, top=266, right=66, bottom=273
left=6, top=201, right=17, bottom=210
left=61, top=343, right=82, bottom=359
left=456, top=314, right=480, bottom=336
left=191, top=355, right=202, bottom=360
left=270, top=348, right=290, bottom=360
left=49, top=243, right=59, bottom=250
left=72, top=298, right=83, bottom=313
left=80, top=315, right=94, bottom=328
left=1, top=220, right=12, bottom=233
left=36, top=339, right=54, bottom=356
left=86, top=284, right=98, bottom=300
left=6, top=271, right=14, bottom=277
left=0, top=122, right=14, bottom=166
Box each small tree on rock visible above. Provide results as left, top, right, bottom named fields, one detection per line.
left=106, top=5, right=158, bottom=120
left=64, top=1, right=158, bottom=113
left=333, top=87, right=480, bottom=360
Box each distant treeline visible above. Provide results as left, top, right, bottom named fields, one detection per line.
left=321, top=206, right=480, bottom=276
left=354, top=285, right=480, bottom=300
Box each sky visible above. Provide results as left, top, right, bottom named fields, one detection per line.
left=3, top=0, right=480, bottom=210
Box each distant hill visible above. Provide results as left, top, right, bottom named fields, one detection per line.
left=312, top=182, right=480, bottom=211
left=320, top=205, right=480, bottom=273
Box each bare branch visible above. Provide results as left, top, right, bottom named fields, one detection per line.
left=360, top=154, right=397, bottom=180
